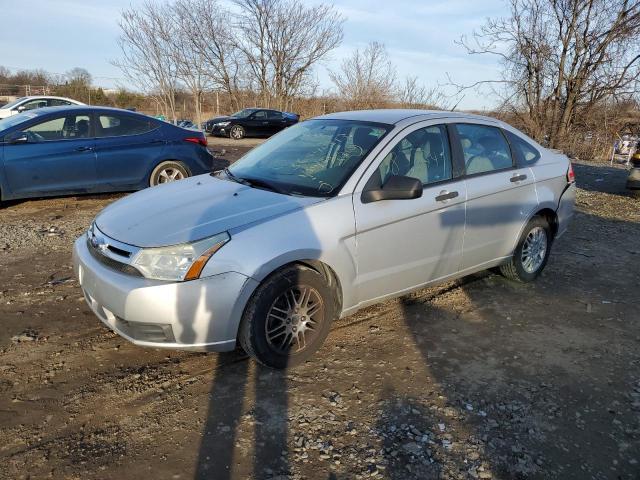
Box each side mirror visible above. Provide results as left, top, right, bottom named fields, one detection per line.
left=16, top=106, right=25, bottom=112
left=7, top=132, right=28, bottom=144
left=361, top=175, right=423, bottom=203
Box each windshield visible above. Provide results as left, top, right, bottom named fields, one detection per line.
left=228, top=119, right=391, bottom=197
left=1, top=97, right=26, bottom=110
left=0, top=110, right=41, bottom=132
left=231, top=108, right=257, bottom=118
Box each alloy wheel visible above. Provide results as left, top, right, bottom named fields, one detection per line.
left=521, top=226, right=547, bottom=273
left=230, top=126, right=244, bottom=139
left=265, top=286, right=324, bottom=355
left=158, top=167, right=185, bottom=184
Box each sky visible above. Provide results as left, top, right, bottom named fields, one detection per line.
left=0, top=0, right=507, bottom=110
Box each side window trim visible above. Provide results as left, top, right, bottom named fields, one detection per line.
left=453, top=122, right=517, bottom=178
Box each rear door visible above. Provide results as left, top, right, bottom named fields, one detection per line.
left=266, top=110, right=287, bottom=135
left=454, top=122, right=538, bottom=269
left=93, top=112, right=165, bottom=190
left=3, top=112, right=96, bottom=196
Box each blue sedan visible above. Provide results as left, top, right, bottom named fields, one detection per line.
left=0, top=106, right=214, bottom=201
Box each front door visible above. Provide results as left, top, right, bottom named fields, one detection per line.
left=3, top=113, right=96, bottom=197
left=353, top=123, right=467, bottom=304
left=245, top=110, right=269, bottom=136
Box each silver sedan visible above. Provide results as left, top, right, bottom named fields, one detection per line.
left=73, top=109, right=576, bottom=368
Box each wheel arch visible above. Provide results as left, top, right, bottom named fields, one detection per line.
left=508, top=205, right=559, bottom=256
left=249, top=258, right=343, bottom=316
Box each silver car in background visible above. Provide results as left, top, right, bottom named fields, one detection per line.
left=73, top=110, right=576, bottom=369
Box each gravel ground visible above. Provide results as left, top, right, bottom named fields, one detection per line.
left=0, top=146, right=638, bottom=480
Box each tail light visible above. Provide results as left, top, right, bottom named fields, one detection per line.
left=184, top=136, right=208, bottom=147
left=567, top=162, right=575, bottom=184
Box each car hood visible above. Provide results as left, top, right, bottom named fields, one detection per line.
left=206, top=116, right=233, bottom=124
left=95, top=175, right=322, bottom=248
left=0, top=109, right=13, bottom=119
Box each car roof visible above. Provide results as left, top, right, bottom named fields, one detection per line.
left=15, top=105, right=146, bottom=117
left=316, top=109, right=503, bottom=126
left=18, top=95, right=79, bottom=100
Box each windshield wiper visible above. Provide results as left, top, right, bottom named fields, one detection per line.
left=217, top=169, right=286, bottom=195
left=241, top=177, right=287, bottom=195
left=217, top=167, right=249, bottom=185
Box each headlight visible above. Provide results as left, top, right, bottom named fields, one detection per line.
left=216, top=121, right=230, bottom=127
left=131, top=232, right=230, bottom=281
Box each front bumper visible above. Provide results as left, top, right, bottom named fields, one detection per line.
left=73, top=235, right=258, bottom=351
left=556, top=182, right=576, bottom=238
left=210, top=125, right=230, bottom=137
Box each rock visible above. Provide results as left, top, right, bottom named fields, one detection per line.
left=402, top=442, right=423, bottom=456
left=11, top=330, right=38, bottom=343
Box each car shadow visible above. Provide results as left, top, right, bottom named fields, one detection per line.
left=376, top=210, right=640, bottom=479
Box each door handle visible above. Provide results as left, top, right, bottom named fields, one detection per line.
left=435, top=190, right=459, bottom=202
left=510, top=174, right=527, bottom=183
left=262, top=121, right=269, bottom=125
left=75, top=146, right=93, bottom=152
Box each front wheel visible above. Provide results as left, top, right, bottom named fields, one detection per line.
left=149, top=161, right=190, bottom=187
left=229, top=125, right=245, bottom=140
left=239, top=265, right=336, bottom=369
left=500, top=216, right=552, bottom=282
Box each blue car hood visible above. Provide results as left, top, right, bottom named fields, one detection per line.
left=95, top=174, right=322, bottom=247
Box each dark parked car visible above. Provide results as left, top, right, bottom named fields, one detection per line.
left=202, top=108, right=299, bottom=139
left=0, top=106, right=213, bottom=202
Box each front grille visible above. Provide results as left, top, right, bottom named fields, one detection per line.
left=87, top=238, right=143, bottom=277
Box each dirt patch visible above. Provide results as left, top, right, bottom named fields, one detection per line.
left=0, top=158, right=638, bottom=480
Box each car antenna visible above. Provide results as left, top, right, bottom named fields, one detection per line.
left=450, top=94, right=464, bottom=112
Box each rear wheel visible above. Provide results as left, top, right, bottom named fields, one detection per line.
left=229, top=125, right=245, bottom=140
left=239, top=264, right=336, bottom=369
left=149, top=161, right=190, bottom=187
left=500, top=216, right=552, bottom=282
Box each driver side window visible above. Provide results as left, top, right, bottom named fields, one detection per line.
left=252, top=110, right=267, bottom=119
left=378, top=125, right=452, bottom=185
left=23, top=115, right=91, bottom=141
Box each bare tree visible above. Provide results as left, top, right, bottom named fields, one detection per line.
left=397, top=75, right=449, bottom=109
left=456, top=0, right=640, bottom=147
left=233, top=0, right=344, bottom=110
left=174, top=0, right=244, bottom=112
left=113, top=1, right=180, bottom=121
left=330, top=41, right=396, bottom=109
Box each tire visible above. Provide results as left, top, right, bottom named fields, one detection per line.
left=239, top=264, right=337, bottom=369
left=229, top=125, right=245, bottom=140
left=500, top=216, right=552, bottom=283
left=149, top=161, right=190, bottom=187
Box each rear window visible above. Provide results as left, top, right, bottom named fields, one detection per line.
left=505, top=131, right=541, bottom=166
left=96, top=113, right=155, bottom=137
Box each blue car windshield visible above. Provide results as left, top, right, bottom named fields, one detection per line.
left=228, top=119, right=391, bottom=197
left=0, top=111, right=42, bottom=132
